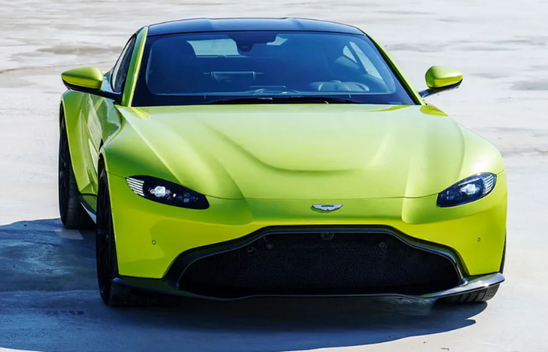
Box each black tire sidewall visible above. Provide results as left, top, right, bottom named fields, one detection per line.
left=58, top=119, right=70, bottom=224
left=96, top=169, right=117, bottom=303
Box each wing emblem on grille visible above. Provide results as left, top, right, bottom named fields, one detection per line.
left=311, top=204, right=343, bottom=212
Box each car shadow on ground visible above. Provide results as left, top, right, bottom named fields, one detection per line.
left=0, top=218, right=487, bottom=352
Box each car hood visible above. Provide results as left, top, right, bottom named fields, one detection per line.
left=108, top=104, right=504, bottom=200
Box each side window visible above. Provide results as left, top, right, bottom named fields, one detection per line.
left=111, top=37, right=136, bottom=92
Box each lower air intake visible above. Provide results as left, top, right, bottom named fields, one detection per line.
left=179, top=230, right=460, bottom=298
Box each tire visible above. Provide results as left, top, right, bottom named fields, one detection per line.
left=96, top=168, right=155, bottom=306
left=58, top=115, right=93, bottom=229
left=439, top=284, right=500, bottom=304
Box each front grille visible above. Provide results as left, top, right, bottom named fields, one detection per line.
left=179, top=230, right=460, bottom=298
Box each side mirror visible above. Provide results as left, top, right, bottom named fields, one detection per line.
left=61, top=67, right=120, bottom=102
left=419, top=66, right=463, bottom=98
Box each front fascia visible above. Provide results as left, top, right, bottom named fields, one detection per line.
left=108, top=170, right=507, bottom=280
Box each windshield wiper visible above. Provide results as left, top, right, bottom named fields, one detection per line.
left=207, top=96, right=363, bottom=105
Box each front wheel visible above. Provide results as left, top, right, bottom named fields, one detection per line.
left=96, top=169, right=155, bottom=306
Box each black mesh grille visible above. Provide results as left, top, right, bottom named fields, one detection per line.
left=179, top=231, right=460, bottom=298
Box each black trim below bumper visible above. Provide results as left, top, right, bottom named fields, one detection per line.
left=115, top=273, right=505, bottom=301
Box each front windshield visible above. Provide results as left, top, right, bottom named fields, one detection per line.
left=132, top=31, right=417, bottom=106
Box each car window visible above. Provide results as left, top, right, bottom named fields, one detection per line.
left=111, top=37, right=136, bottom=92
left=133, top=31, right=416, bottom=106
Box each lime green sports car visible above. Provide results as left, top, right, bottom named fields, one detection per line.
left=59, top=18, right=506, bottom=306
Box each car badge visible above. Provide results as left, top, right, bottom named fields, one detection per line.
left=311, top=204, right=343, bottom=212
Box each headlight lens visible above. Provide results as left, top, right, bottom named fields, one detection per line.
left=437, top=173, right=497, bottom=208
left=126, top=176, right=209, bottom=209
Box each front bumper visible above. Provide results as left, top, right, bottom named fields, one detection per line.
left=107, top=171, right=507, bottom=296
left=113, top=226, right=505, bottom=300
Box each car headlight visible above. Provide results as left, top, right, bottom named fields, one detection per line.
left=437, top=173, right=497, bottom=208
left=126, top=176, right=209, bottom=209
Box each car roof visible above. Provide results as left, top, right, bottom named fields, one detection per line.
left=147, top=18, right=364, bottom=36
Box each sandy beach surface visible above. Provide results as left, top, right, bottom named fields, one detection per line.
left=1, top=0, right=547, bottom=351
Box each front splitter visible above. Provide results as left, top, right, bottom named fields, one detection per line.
left=114, top=272, right=505, bottom=301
